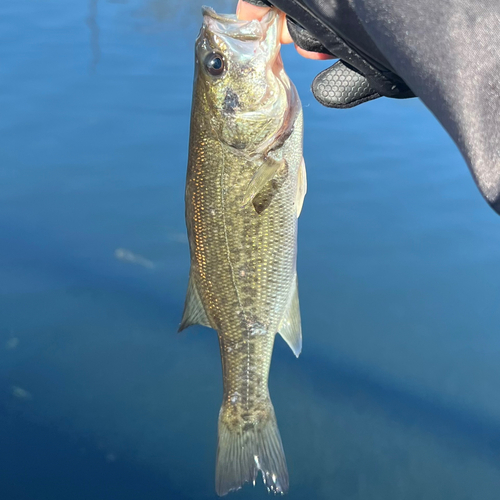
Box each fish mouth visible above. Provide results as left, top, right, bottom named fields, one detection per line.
left=201, top=6, right=277, bottom=41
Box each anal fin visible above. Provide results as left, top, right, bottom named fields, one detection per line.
left=178, top=272, right=211, bottom=332
left=278, top=276, right=302, bottom=357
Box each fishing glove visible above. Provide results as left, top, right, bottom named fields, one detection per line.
left=242, top=0, right=414, bottom=109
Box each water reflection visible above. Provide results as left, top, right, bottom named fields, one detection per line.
left=86, top=0, right=101, bottom=72
left=133, top=0, right=235, bottom=28
left=114, top=248, right=155, bottom=269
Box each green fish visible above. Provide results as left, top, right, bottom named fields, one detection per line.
left=180, top=6, right=306, bottom=495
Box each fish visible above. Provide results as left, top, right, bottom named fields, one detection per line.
left=180, top=6, right=306, bottom=496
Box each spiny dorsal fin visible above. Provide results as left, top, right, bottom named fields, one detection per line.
left=296, top=157, right=307, bottom=217
left=178, top=273, right=211, bottom=332
left=278, top=276, right=302, bottom=357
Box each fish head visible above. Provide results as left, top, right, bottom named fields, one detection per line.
left=194, top=7, right=292, bottom=151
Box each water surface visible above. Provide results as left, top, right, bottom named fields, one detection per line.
left=1, top=1, right=500, bottom=499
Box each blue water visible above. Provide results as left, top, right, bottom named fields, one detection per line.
left=1, top=1, right=500, bottom=498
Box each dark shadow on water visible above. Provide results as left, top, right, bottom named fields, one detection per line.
left=276, top=339, right=500, bottom=466
left=0, top=219, right=181, bottom=315
left=0, top=407, right=191, bottom=500
left=2, top=223, right=500, bottom=494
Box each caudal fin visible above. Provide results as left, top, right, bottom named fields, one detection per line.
left=215, top=406, right=289, bottom=496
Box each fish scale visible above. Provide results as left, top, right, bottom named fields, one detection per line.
left=180, top=6, right=306, bottom=496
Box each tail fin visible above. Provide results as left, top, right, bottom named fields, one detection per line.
left=215, top=406, right=289, bottom=496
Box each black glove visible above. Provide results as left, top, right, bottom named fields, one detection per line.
left=243, top=0, right=415, bottom=109
left=245, top=0, right=500, bottom=215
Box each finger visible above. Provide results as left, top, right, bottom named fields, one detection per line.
left=236, top=1, right=332, bottom=61
left=295, top=45, right=335, bottom=60
left=236, top=0, right=270, bottom=20
left=237, top=1, right=291, bottom=46
left=281, top=16, right=293, bottom=44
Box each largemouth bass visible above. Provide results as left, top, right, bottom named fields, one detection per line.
left=180, top=6, right=306, bottom=495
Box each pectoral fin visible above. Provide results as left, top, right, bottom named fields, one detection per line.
left=178, top=273, right=211, bottom=332
left=242, top=158, right=286, bottom=212
left=296, top=157, right=307, bottom=217
left=278, top=277, right=302, bottom=357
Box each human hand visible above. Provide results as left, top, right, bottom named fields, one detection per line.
left=236, top=0, right=334, bottom=60
left=237, top=0, right=414, bottom=110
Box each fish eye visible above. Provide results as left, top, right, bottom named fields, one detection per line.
left=205, top=53, right=225, bottom=76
